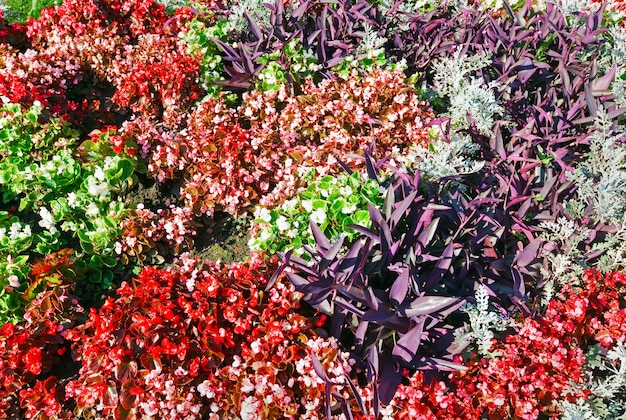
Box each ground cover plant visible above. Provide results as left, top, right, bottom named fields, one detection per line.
left=2, top=0, right=626, bottom=418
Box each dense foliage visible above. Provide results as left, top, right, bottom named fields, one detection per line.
left=2, top=0, right=626, bottom=418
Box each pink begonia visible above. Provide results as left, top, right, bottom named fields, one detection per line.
left=129, top=69, right=434, bottom=216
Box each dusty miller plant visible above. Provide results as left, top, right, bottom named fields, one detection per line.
left=227, top=0, right=272, bottom=34
left=154, top=0, right=190, bottom=14
left=539, top=218, right=588, bottom=306
left=559, top=342, right=626, bottom=420
left=389, top=132, right=485, bottom=182
left=567, top=107, right=626, bottom=225
left=452, top=285, right=517, bottom=358
left=432, top=50, right=503, bottom=136
left=599, top=25, right=626, bottom=109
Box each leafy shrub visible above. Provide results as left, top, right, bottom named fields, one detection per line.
left=0, top=0, right=61, bottom=23
left=136, top=67, right=433, bottom=216
left=115, top=204, right=198, bottom=266
left=0, top=249, right=84, bottom=419
left=0, top=104, right=146, bottom=321
left=249, top=171, right=385, bottom=257
left=64, top=255, right=365, bottom=419
left=283, top=159, right=547, bottom=403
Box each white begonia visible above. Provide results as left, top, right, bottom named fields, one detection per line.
left=256, top=207, right=272, bottom=223
left=86, top=203, right=100, bottom=217
left=341, top=203, right=357, bottom=215
left=282, top=198, right=298, bottom=212
left=67, top=192, right=77, bottom=208
left=38, top=207, right=58, bottom=234
left=258, top=229, right=272, bottom=243
left=93, top=166, right=106, bottom=182
left=8, top=222, right=22, bottom=239
left=276, top=215, right=290, bottom=232
left=339, top=185, right=353, bottom=197
left=301, top=200, right=313, bottom=212
left=8, top=275, right=20, bottom=288
left=310, top=208, right=327, bottom=225
left=87, top=176, right=110, bottom=200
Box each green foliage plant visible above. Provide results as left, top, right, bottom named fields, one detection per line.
left=181, top=15, right=231, bottom=99
left=0, top=0, right=61, bottom=22
left=255, top=38, right=320, bottom=92
left=249, top=171, right=385, bottom=257
left=0, top=103, right=144, bottom=322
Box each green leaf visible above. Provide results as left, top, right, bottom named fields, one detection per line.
left=88, top=270, right=102, bottom=284
left=331, top=199, right=347, bottom=213
left=101, top=256, right=118, bottom=268
left=25, top=111, right=38, bottom=123
left=90, top=255, right=103, bottom=268
left=312, top=199, right=327, bottom=210
left=353, top=210, right=369, bottom=224
left=80, top=240, right=94, bottom=254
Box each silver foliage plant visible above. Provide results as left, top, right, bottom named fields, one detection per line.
left=432, top=50, right=503, bottom=136
left=539, top=218, right=588, bottom=306
left=560, top=343, right=626, bottom=420
left=389, top=132, right=485, bottom=181
left=567, top=107, right=626, bottom=225
left=540, top=109, right=626, bottom=302
left=452, top=285, right=517, bottom=358
left=227, top=0, right=272, bottom=34
left=154, top=0, right=190, bottom=14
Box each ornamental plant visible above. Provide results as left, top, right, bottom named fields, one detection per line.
left=139, top=67, right=434, bottom=216
left=283, top=158, right=546, bottom=404
left=0, top=249, right=84, bottom=420
left=249, top=170, right=385, bottom=257
left=0, top=104, right=147, bottom=321
left=63, top=255, right=370, bottom=419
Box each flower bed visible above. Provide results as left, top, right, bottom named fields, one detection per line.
left=1, top=0, right=626, bottom=418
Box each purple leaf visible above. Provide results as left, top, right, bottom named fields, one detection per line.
left=392, top=318, right=425, bottom=363
left=401, top=296, right=462, bottom=318
left=592, top=65, right=616, bottom=92
left=320, top=236, right=345, bottom=273
left=244, top=11, right=264, bottom=40
left=378, top=362, right=402, bottom=405
left=512, top=237, right=542, bottom=267
left=389, top=267, right=410, bottom=306
left=310, top=220, right=331, bottom=251
left=266, top=249, right=292, bottom=291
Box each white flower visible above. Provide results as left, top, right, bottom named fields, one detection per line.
left=258, top=229, right=272, bottom=242
left=67, top=192, right=77, bottom=208
left=8, top=222, right=22, bottom=239
left=8, top=275, right=20, bottom=288
left=87, top=176, right=110, bottom=200
left=256, top=207, right=272, bottom=223
left=276, top=215, right=290, bottom=232
left=86, top=203, right=100, bottom=217
left=94, top=166, right=106, bottom=182
left=38, top=207, right=58, bottom=234
left=301, top=200, right=313, bottom=212
left=341, top=203, right=357, bottom=214
left=339, top=185, right=353, bottom=196
left=310, top=208, right=327, bottom=225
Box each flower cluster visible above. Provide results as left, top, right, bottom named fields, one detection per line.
left=141, top=68, right=434, bottom=216
left=115, top=204, right=198, bottom=265
left=0, top=249, right=83, bottom=419
left=107, top=32, right=203, bottom=128
left=64, top=256, right=310, bottom=418
left=249, top=171, right=385, bottom=257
